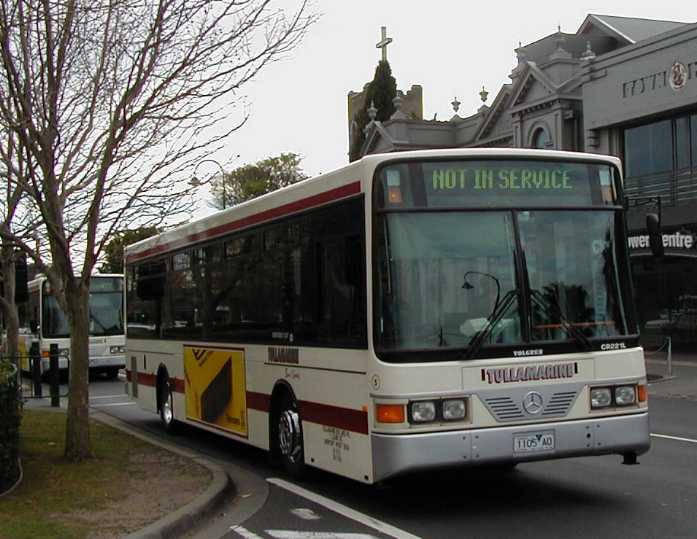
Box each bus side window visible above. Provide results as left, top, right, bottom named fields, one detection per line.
left=314, top=200, right=367, bottom=348
left=128, top=261, right=165, bottom=338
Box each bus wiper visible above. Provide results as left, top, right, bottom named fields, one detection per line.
left=90, top=312, right=109, bottom=333
left=465, top=289, right=518, bottom=361
left=529, top=289, right=591, bottom=352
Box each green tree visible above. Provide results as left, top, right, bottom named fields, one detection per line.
left=210, top=153, right=308, bottom=208
left=349, top=60, right=397, bottom=162
left=99, top=227, right=159, bottom=274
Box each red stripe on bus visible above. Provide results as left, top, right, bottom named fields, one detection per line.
left=125, top=370, right=184, bottom=393
left=137, top=372, right=156, bottom=387
left=126, top=182, right=362, bottom=263
left=171, top=378, right=185, bottom=394
left=299, top=400, right=369, bottom=435
left=247, top=393, right=368, bottom=434
left=127, top=376, right=368, bottom=435
left=247, top=391, right=271, bottom=413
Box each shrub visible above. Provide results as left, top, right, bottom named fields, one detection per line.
left=0, top=361, right=22, bottom=494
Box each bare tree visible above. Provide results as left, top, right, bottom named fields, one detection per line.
left=0, top=0, right=316, bottom=460
left=0, top=95, right=39, bottom=365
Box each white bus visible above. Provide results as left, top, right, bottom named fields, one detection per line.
left=124, top=149, right=650, bottom=483
left=18, top=274, right=126, bottom=378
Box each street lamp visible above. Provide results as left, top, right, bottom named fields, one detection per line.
left=192, top=158, right=228, bottom=209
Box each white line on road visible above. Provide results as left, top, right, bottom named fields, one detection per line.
left=90, top=394, right=129, bottom=400
left=290, top=508, right=322, bottom=520
left=229, top=526, right=264, bottom=539
left=267, top=478, right=422, bottom=539
left=651, top=433, right=697, bottom=444
left=268, top=532, right=378, bottom=539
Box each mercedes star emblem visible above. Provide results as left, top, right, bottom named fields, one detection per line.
left=523, top=391, right=544, bottom=414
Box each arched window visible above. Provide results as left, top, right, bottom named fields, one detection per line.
left=531, top=128, right=551, bottom=149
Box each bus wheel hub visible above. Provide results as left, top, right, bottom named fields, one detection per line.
left=279, top=410, right=301, bottom=459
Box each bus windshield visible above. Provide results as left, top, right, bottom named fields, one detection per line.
left=374, top=158, right=634, bottom=359
left=42, top=277, right=124, bottom=338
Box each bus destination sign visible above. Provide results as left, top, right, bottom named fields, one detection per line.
left=431, top=166, right=574, bottom=192
left=379, top=160, right=615, bottom=208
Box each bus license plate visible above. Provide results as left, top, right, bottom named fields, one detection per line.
left=513, top=431, right=555, bottom=453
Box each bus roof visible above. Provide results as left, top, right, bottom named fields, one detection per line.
left=28, top=273, right=124, bottom=293
left=124, top=148, right=622, bottom=264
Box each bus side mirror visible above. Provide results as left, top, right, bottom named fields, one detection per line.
left=646, top=213, right=664, bottom=258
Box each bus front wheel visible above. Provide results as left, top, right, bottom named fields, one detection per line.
left=275, top=394, right=305, bottom=478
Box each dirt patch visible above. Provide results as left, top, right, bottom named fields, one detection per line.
left=65, top=449, right=211, bottom=539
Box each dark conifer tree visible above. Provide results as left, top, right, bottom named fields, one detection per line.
left=349, top=60, right=397, bottom=162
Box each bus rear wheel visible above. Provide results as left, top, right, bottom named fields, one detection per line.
left=275, top=394, right=305, bottom=478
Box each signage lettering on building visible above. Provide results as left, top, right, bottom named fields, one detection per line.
left=622, top=60, right=697, bottom=98
left=627, top=231, right=695, bottom=251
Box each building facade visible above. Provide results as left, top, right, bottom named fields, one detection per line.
left=356, top=15, right=697, bottom=347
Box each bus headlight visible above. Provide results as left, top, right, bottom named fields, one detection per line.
left=409, top=401, right=436, bottom=423
left=110, top=345, right=125, bottom=354
left=442, top=399, right=467, bottom=421
left=590, top=387, right=612, bottom=409
left=614, top=385, right=636, bottom=406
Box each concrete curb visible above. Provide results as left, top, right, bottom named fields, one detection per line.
left=91, top=411, right=233, bottom=539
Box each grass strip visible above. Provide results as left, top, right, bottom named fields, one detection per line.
left=0, top=409, right=209, bottom=539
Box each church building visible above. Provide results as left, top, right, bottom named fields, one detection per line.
left=351, top=15, right=697, bottom=347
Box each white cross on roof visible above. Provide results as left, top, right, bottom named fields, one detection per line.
left=376, top=26, right=392, bottom=62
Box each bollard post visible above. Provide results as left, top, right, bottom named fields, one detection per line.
left=666, top=336, right=672, bottom=377
left=30, top=340, right=42, bottom=398
left=50, top=343, right=60, bottom=407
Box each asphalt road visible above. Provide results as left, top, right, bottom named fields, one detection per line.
left=67, top=363, right=697, bottom=539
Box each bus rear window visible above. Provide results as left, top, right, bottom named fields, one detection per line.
left=375, top=159, right=618, bottom=209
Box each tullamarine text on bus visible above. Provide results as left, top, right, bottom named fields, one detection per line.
left=482, top=362, right=577, bottom=384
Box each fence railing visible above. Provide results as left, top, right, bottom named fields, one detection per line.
left=2, top=342, right=69, bottom=404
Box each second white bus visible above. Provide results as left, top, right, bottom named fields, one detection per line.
left=18, top=274, right=126, bottom=378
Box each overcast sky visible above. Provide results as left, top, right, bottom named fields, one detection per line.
left=190, top=0, right=694, bottom=218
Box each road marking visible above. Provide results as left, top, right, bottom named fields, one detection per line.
left=651, top=433, right=697, bottom=444
left=91, top=402, right=136, bottom=408
left=268, top=532, right=378, bottom=539
left=90, top=394, right=129, bottom=400
left=291, top=507, right=322, bottom=520
left=267, top=478, right=422, bottom=539
left=229, top=526, right=264, bottom=539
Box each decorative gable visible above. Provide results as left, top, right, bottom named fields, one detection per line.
left=475, top=85, right=512, bottom=142
left=510, top=63, right=557, bottom=107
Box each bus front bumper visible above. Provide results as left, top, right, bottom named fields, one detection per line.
left=88, top=355, right=125, bottom=369
left=371, top=412, right=650, bottom=482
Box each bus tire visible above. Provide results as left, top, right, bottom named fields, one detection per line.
left=275, top=393, right=306, bottom=479
left=158, top=375, right=178, bottom=434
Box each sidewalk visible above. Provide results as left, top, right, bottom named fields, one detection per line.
left=645, top=345, right=697, bottom=401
